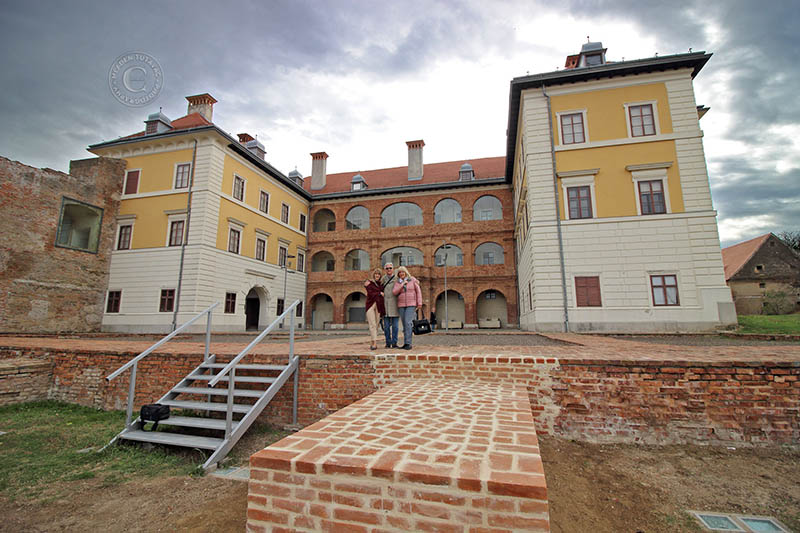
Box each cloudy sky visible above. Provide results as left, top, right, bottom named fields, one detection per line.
left=0, top=0, right=796, bottom=247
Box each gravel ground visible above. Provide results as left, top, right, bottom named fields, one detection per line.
left=608, top=334, right=800, bottom=346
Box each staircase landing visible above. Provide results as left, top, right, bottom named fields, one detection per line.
left=248, top=379, right=549, bottom=532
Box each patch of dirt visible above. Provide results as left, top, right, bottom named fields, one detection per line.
left=609, top=334, right=800, bottom=346
left=539, top=436, right=800, bottom=533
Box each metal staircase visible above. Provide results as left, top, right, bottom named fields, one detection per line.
left=103, top=300, right=301, bottom=471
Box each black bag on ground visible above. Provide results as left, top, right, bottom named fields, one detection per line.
left=140, top=403, right=170, bottom=431
left=412, top=310, right=432, bottom=335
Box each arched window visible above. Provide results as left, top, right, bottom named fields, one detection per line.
left=312, top=209, right=336, bottom=232
left=473, top=195, right=502, bottom=221
left=345, top=206, right=370, bottom=230
left=434, top=199, right=462, bottom=224
left=381, top=246, right=424, bottom=267
left=344, top=249, right=370, bottom=271
left=434, top=244, right=463, bottom=267
left=311, top=251, right=335, bottom=272
left=474, top=242, right=504, bottom=265
left=381, top=202, right=422, bottom=228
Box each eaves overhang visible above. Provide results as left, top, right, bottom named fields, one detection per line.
left=309, top=176, right=508, bottom=202
left=88, top=125, right=311, bottom=200
left=504, top=51, right=712, bottom=181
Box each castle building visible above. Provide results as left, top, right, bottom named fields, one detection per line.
left=89, top=94, right=310, bottom=332
left=508, top=43, right=736, bottom=331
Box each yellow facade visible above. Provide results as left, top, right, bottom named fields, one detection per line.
left=550, top=82, right=684, bottom=219
left=120, top=149, right=195, bottom=193
left=119, top=194, right=188, bottom=249
left=219, top=155, right=308, bottom=264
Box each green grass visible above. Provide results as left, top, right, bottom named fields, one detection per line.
left=737, top=313, right=800, bottom=334
left=0, top=401, right=199, bottom=502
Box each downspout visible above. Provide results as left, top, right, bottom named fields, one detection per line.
left=541, top=85, right=570, bottom=333
left=172, top=139, right=198, bottom=331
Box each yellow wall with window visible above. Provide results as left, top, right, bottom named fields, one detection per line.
left=218, top=155, right=308, bottom=264
left=119, top=149, right=195, bottom=193
left=551, top=83, right=673, bottom=144
left=556, top=141, right=684, bottom=219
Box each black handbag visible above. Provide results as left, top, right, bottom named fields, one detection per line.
left=140, top=403, right=170, bottom=431
left=412, top=310, right=432, bottom=335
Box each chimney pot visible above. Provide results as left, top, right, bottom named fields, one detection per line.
left=406, top=139, right=424, bottom=180
left=186, top=93, right=217, bottom=122
left=237, top=133, right=255, bottom=144
left=310, top=152, right=329, bottom=190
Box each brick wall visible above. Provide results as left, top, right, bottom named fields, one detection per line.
left=0, top=155, right=126, bottom=333
left=0, top=357, right=52, bottom=406
left=1, top=346, right=797, bottom=446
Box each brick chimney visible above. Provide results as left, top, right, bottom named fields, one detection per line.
left=310, top=152, right=329, bottom=190
left=406, top=139, right=424, bottom=180
left=186, top=93, right=217, bottom=122
left=238, top=133, right=265, bottom=160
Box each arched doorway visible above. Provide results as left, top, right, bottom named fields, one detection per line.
left=476, top=289, right=508, bottom=327
left=310, top=293, right=334, bottom=330
left=244, top=287, right=266, bottom=331
left=345, top=292, right=367, bottom=325
left=435, top=289, right=465, bottom=328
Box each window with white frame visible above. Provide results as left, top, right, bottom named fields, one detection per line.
left=255, top=237, right=266, bottom=261
left=117, top=224, right=132, bottom=250
left=278, top=245, right=288, bottom=267
left=174, top=163, right=191, bottom=189
left=628, top=164, right=672, bottom=216
left=625, top=102, right=658, bottom=137
left=259, top=190, right=269, bottom=214
left=123, top=169, right=140, bottom=195
left=281, top=203, right=290, bottom=224
left=168, top=220, right=185, bottom=246
left=568, top=186, right=592, bottom=219
left=299, top=213, right=307, bottom=232
left=638, top=180, right=666, bottom=215
left=228, top=227, right=241, bottom=254
left=233, top=175, right=245, bottom=201
left=106, top=290, right=121, bottom=313
left=296, top=251, right=305, bottom=273
left=559, top=111, right=587, bottom=145
left=651, top=274, right=679, bottom=306
left=559, top=170, right=598, bottom=221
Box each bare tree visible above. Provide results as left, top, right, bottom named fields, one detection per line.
left=777, top=231, right=800, bottom=252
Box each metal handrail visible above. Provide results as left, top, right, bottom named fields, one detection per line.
left=106, top=302, right=219, bottom=427
left=209, top=300, right=300, bottom=438
left=208, top=300, right=300, bottom=387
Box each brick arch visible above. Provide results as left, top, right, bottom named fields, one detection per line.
left=432, top=197, right=463, bottom=222
left=308, top=289, right=335, bottom=306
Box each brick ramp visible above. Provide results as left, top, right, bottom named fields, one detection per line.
left=248, top=379, right=549, bottom=532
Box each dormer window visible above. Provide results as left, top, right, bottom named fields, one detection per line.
left=458, top=163, right=474, bottom=181
left=143, top=110, right=172, bottom=135
left=351, top=173, right=367, bottom=191
left=584, top=53, right=603, bottom=66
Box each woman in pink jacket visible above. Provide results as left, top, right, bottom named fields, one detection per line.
left=392, top=266, right=422, bottom=350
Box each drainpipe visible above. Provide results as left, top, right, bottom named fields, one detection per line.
left=172, top=139, right=198, bottom=331
left=541, top=85, right=570, bottom=333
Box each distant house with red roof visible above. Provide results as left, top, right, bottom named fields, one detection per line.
left=722, top=233, right=800, bottom=314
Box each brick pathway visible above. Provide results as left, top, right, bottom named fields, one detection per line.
left=248, top=379, right=549, bottom=532
left=1, top=332, right=798, bottom=362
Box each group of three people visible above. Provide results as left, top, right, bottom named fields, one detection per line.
left=364, top=262, right=422, bottom=350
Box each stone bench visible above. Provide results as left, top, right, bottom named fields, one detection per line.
left=247, top=379, right=549, bottom=532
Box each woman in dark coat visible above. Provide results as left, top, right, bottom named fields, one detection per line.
left=364, top=268, right=386, bottom=350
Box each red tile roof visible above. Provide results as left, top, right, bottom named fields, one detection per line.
left=117, top=113, right=212, bottom=141
left=721, top=233, right=771, bottom=280
left=302, top=156, right=506, bottom=195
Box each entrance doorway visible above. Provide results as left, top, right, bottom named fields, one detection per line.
left=245, top=288, right=260, bottom=331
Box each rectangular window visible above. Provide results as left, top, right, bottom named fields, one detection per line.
left=233, top=176, right=245, bottom=201
left=224, top=292, right=236, bottom=314
left=124, top=170, right=139, bottom=195
left=528, top=282, right=532, bottom=311
left=326, top=259, right=335, bottom=271
left=560, top=113, right=585, bottom=144
left=651, top=274, right=679, bottom=306
left=168, top=220, right=185, bottom=247
left=297, top=252, right=305, bottom=273
left=55, top=197, right=103, bottom=253
left=159, top=289, right=175, bottom=312
left=281, top=203, right=289, bottom=224
left=228, top=228, right=240, bottom=253
left=575, top=276, right=602, bottom=307
left=299, top=213, right=307, bottom=232
left=278, top=246, right=288, bottom=267
left=259, top=191, right=269, bottom=213
left=106, top=291, right=121, bottom=313
left=255, top=237, right=266, bottom=261
left=483, top=252, right=495, bottom=265
left=175, top=163, right=191, bottom=189
left=117, top=225, right=132, bottom=250
left=639, top=180, right=666, bottom=215
left=276, top=298, right=285, bottom=315
left=296, top=301, right=303, bottom=317
left=629, top=104, right=656, bottom=137
left=567, top=186, right=593, bottom=219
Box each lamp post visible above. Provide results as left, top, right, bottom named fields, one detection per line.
left=282, top=253, right=296, bottom=326
left=442, top=241, right=451, bottom=333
